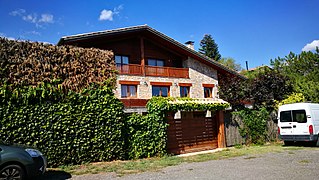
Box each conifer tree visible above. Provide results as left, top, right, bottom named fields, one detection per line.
left=199, top=34, right=221, bottom=61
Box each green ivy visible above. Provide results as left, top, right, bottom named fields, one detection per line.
left=125, top=113, right=167, bottom=159
left=0, top=83, right=126, bottom=167
left=233, top=107, right=269, bottom=145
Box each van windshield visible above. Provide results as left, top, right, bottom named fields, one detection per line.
left=280, top=110, right=307, bottom=123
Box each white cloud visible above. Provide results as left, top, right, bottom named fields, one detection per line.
left=22, top=14, right=38, bottom=23
left=9, top=9, right=54, bottom=28
left=99, top=9, right=113, bottom=21
left=9, top=9, right=26, bottom=16
left=99, top=5, right=123, bottom=21
left=39, top=14, right=54, bottom=23
left=302, top=40, right=319, bottom=52
left=25, top=31, right=41, bottom=36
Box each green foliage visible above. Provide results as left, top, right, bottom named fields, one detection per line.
left=125, top=113, right=168, bottom=159
left=147, top=97, right=230, bottom=112
left=0, top=84, right=126, bottom=167
left=219, top=57, right=243, bottom=71
left=233, top=107, right=269, bottom=145
left=219, top=67, right=292, bottom=110
left=276, top=93, right=306, bottom=107
left=0, top=38, right=125, bottom=167
left=199, top=34, right=221, bottom=61
left=271, top=50, right=319, bottom=103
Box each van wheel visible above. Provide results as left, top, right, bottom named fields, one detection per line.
left=0, top=164, right=26, bottom=180
left=284, top=141, right=294, bottom=146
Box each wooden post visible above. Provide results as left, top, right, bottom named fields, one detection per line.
left=140, top=37, right=145, bottom=76
left=217, top=110, right=226, bottom=148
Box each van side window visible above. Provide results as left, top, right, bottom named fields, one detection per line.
left=293, top=110, right=306, bottom=123
left=280, top=111, right=292, bottom=122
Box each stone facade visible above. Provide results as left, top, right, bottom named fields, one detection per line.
left=115, top=57, right=219, bottom=99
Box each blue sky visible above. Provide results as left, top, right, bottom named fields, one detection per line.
left=1, top=0, right=318, bottom=68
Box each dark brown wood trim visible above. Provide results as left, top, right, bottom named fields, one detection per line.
left=119, top=80, right=140, bottom=85
left=217, top=110, right=226, bottom=148
left=150, top=82, right=172, bottom=86
left=140, top=37, right=145, bottom=76
left=202, top=84, right=215, bottom=88
left=179, top=83, right=192, bottom=87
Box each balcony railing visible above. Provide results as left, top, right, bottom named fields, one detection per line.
left=145, top=66, right=189, bottom=78
left=116, top=64, right=142, bottom=75
left=117, top=64, right=189, bottom=78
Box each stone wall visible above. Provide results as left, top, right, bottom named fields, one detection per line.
left=115, top=57, right=219, bottom=99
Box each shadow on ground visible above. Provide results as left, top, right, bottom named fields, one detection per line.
left=35, top=170, right=72, bottom=180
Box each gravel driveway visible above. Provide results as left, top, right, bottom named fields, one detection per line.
left=71, top=148, right=319, bottom=180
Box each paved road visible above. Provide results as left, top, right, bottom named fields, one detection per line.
left=68, top=148, right=319, bottom=180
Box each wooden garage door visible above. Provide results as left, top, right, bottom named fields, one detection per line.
left=167, top=111, right=218, bottom=154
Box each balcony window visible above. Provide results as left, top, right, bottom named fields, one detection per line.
left=148, top=58, right=164, bottom=66
left=180, top=86, right=190, bottom=97
left=121, top=85, right=137, bottom=98
left=115, top=55, right=129, bottom=65
left=152, top=86, right=170, bottom=97
left=116, top=55, right=129, bottom=73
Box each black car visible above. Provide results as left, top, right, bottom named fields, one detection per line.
left=0, top=142, right=47, bottom=180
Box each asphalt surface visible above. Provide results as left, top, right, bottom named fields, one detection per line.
left=53, top=148, right=319, bottom=180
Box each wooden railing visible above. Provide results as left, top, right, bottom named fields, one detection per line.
left=117, top=64, right=189, bottom=78
left=116, top=64, right=142, bottom=75
left=145, top=66, right=189, bottom=78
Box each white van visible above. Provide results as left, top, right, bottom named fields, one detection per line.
left=278, top=103, right=319, bottom=145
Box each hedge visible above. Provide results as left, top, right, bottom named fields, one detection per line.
left=0, top=86, right=126, bottom=167
left=0, top=38, right=125, bottom=167
left=0, top=37, right=116, bottom=92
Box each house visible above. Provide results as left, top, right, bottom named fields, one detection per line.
left=58, top=25, right=246, bottom=155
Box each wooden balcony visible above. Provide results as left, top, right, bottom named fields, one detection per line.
left=116, top=64, right=143, bottom=75
left=117, top=64, right=189, bottom=78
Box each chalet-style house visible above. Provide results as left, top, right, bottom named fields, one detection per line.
left=58, top=25, right=245, bottom=155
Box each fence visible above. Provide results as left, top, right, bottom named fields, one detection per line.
left=224, top=110, right=279, bottom=146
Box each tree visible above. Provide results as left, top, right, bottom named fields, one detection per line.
left=271, top=49, right=319, bottom=103
left=219, top=67, right=292, bottom=110
left=199, top=34, right=221, bottom=61
left=219, top=57, right=243, bottom=71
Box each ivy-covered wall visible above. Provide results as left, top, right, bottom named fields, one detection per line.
left=0, top=38, right=125, bottom=167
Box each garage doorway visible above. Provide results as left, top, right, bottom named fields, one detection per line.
left=167, top=111, right=219, bottom=154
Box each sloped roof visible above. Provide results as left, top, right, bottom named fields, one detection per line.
left=58, top=25, right=246, bottom=79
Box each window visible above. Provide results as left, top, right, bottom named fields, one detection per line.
left=204, top=87, right=213, bottom=98
left=121, top=85, right=137, bottom=98
left=180, top=86, right=190, bottom=97
left=148, top=58, right=164, bottom=66
left=293, top=110, right=307, bottom=123
left=280, top=110, right=307, bottom=123
left=116, top=55, right=129, bottom=73
left=115, top=55, right=129, bottom=65
left=152, top=86, right=170, bottom=97
left=280, top=111, right=292, bottom=122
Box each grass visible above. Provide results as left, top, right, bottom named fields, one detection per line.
left=53, top=143, right=310, bottom=176
left=299, top=160, right=310, bottom=164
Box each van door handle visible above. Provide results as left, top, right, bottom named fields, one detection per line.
left=293, top=125, right=296, bottom=128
